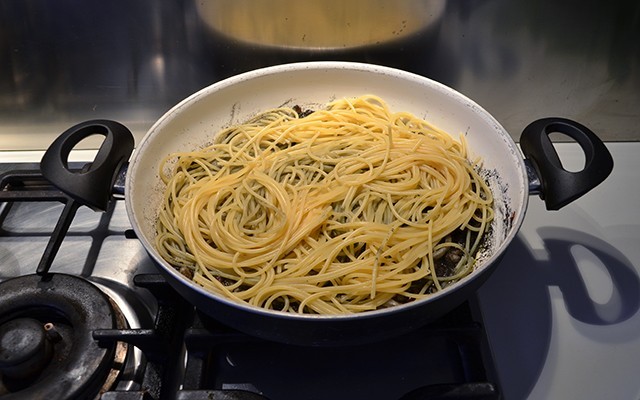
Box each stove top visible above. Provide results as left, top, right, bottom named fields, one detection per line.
left=0, top=165, right=501, bottom=399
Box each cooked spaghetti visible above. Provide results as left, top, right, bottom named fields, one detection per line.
left=156, top=95, right=494, bottom=314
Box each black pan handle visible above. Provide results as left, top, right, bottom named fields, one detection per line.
left=40, top=120, right=134, bottom=211
left=520, top=117, right=613, bottom=210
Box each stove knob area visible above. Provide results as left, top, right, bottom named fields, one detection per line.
left=0, top=318, right=55, bottom=380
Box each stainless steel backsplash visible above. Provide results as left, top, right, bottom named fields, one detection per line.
left=1, top=0, right=638, bottom=150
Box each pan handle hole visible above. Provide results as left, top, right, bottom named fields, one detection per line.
left=547, top=131, right=586, bottom=173
left=71, top=133, right=106, bottom=151
left=63, top=133, right=106, bottom=168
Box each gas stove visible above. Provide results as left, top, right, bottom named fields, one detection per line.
left=2, top=142, right=639, bottom=399
left=0, top=162, right=501, bottom=399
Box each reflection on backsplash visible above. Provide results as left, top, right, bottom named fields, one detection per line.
left=0, top=0, right=638, bottom=151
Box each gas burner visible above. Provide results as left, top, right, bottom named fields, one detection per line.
left=0, top=273, right=128, bottom=399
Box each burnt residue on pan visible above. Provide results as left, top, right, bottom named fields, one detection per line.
left=474, top=165, right=515, bottom=270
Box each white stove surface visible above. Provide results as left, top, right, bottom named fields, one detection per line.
left=1, top=142, right=637, bottom=399
left=476, top=142, right=640, bottom=399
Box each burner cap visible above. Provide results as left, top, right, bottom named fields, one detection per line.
left=0, top=274, right=119, bottom=399
left=0, top=317, right=55, bottom=380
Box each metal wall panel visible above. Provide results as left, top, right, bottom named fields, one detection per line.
left=1, top=0, right=638, bottom=150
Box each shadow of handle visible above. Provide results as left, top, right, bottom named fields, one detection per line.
left=542, top=228, right=640, bottom=325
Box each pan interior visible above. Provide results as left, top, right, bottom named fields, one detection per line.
left=125, top=62, right=528, bottom=315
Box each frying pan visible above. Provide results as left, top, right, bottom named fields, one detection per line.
left=40, top=62, right=613, bottom=345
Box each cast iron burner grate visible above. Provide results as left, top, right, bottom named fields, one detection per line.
left=1, top=168, right=501, bottom=400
